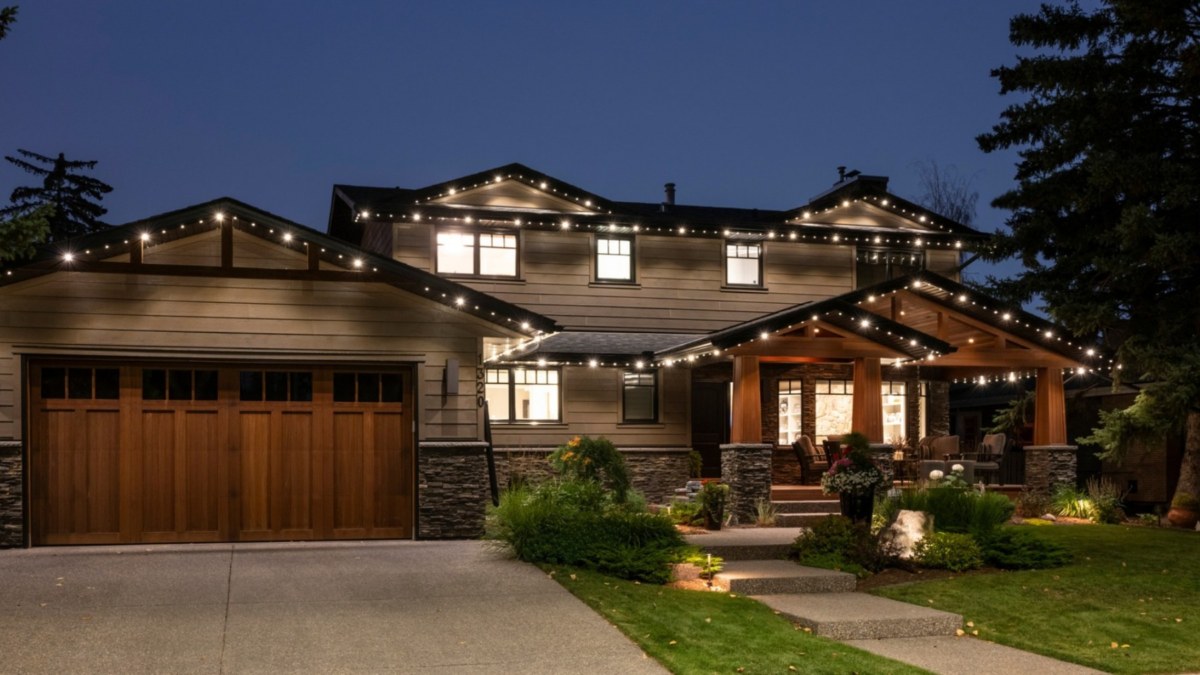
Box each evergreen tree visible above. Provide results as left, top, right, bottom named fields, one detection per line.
left=3, top=149, right=113, bottom=240
left=1, top=6, right=17, bottom=41
left=978, top=1, right=1200, bottom=510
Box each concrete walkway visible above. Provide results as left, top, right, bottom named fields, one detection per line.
left=689, top=527, right=1103, bottom=675
left=0, top=540, right=665, bottom=674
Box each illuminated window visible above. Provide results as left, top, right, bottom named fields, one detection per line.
left=485, top=367, right=560, bottom=423
left=437, top=230, right=517, bottom=277
left=725, top=242, right=762, bottom=287
left=856, top=248, right=923, bottom=288
left=814, top=379, right=853, bottom=442
left=777, top=379, right=803, bottom=445
left=596, top=235, right=634, bottom=281
left=882, top=381, right=907, bottom=444
left=622, top=371, right=657, bottom=422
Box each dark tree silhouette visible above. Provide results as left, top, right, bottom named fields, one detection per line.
left=912, top=159, right=978, bottom=227
left=0, top=6, right=17, bottom=41
left=3, top=149, right=113, bottom=240
left=978, top=1, right=1200, bottom=512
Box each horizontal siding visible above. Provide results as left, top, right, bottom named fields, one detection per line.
left=0, top=270, right=506, bottom=443
left=389, top=224, right=856, bottom=332
left=926, top=249, right=961, bottom=279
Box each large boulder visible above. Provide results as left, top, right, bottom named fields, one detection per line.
left=881, top=509, right=931, bottom=560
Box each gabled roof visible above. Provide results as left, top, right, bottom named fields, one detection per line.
left=0, top=197, right=559, bottom=337
left=656, top=299, right=953, bottom=363
left=329, top=163, right=990, bottom=251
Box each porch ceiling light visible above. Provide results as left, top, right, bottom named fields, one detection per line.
left=760, top=331, right=769, bottom=340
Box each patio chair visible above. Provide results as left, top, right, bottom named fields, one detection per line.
left=916, top=435, right=940, bottom=460
left=973, top=433, right=1006, bottom=484
left=791, top=435, right=828, bottom=485
left=932, top=435, right=961, bottom=461
left=821, top=438, right=842, bottom=463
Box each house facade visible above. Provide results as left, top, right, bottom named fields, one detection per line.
left=0, top=164, right=1101, bottom=548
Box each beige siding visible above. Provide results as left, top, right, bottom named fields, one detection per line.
left=391, top=224, right=856, bottom=332
left=926, top=249, right=961, bottom=280
left=430, top=180, right=596, bottom=213
left=0, top=270, right=509, bottom=442
left=489, top=365, right=689, bottom=448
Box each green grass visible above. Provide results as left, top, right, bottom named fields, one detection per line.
left=874, top=525, right=1200, bottom=674
left=549, top=566, right=928, bottom=675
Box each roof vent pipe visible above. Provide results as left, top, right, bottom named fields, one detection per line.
left=837, top=166, right=847, bottom=181
left=663, top=182, right=676, bottom=206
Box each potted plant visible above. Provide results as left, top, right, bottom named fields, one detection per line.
left=820, top=431, right=887, bottom=524
left=700, top=482, right=730, bottom=530
left=1166, top=493, right=1199, bottom=528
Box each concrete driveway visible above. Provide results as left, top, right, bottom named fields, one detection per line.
left=0, top=540, right=666, bottom=674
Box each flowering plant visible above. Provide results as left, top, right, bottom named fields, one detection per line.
left=548, top=435, right=631, bottom=502
left=820, top=431, right=887, bottom=496
left=928, top=463, right=971, bottom=490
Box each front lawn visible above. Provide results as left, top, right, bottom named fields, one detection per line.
left=874, top=524, right=1200, bottom=674
left=551, top=566, right=927, bottom=675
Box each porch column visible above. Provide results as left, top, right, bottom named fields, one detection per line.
left=731, top=355, right=762, bottom=443
left=1033, top=367, right=1067, bottom=445
left=851, top=357, right=883, bottom=442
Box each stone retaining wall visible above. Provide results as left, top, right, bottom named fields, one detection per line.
left=493, top=447, right=693, bottom=505
left=720, top=443, right=773, bottom=524
left=0, top=441, right=21, bottom=548
left=417, top=441, right=490, bottom=539
left=1025, top=445, right=1078, bottom=497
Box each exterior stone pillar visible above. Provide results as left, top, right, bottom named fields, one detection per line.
left=720, top=443, right=773, bottom=524
left=1025, top=444, right=1078, bottom=497
left=928, top=381, right=950, bottom=437
left=417, top=441, right=490, bottom=539
left=0, top=441, right=23, bottom=549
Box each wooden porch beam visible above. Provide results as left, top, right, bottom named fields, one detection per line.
left=730, top=355, right=762, bottom=443
left=851, top=357, right=884, bottom=442
left=928, top=348, right=1078, bottom=369
left=1034, top=367, right=1068, bottom=445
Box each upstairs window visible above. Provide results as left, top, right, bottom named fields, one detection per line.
left=622, top=370, right=657, bottom=423
left=596, top=235, right=634, bottom=282
left=856, top=248, right=923, bottom=288
left=436, top=230, right=518, bottom=277
left=725, top=242, right=762, bottom=287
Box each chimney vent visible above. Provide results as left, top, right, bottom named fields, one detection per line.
left=664, top=182, right=676, bottom=206
left=837, top=166, right=847, bottom=181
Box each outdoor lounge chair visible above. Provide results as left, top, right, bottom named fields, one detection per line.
left=791, top=435, right=828, bottom=485
left=972, top=433, right=1005, bottom=484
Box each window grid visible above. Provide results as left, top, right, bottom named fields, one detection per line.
left=621, top=370, right=657, bottom=423
left=596, top=236, right=634, bottom=282
left=725, top=241, right=763, bottom=287
left=485, top=367, right=561, bottom=423
left=437, top=229, right=518, bottom=277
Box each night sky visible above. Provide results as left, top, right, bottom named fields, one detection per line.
left=2, top=1, right=1049, bottom=284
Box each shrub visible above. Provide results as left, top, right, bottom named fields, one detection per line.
left=1085, top=477, right=1126, bottom=524
left=549, top=435, right=631, bottom=502
left=1015, top=487, right=1051, bottom=518
left=893, top=487, right=1014, bottom=536
left=489, top=479, right=686, bottom=583
left=754, top=498, right=779, bottom=526
left=976, top=527, right=1070, bottom=569
left=665, top=499, right=703, bottom=526
left=1051, top=484, right=1093, bottom=519
left=790, top=515, right=890, bottom=576
left=687, top=449, right=703, bottom=478
left=913, top=532, right=983, bottom=572
left=700, top=482, right=730, bottom=527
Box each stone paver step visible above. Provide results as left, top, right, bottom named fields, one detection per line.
left=775, top=513, right=839, bottom=528
left=772, top=499, right=840, bottom=514
left=686, top=527, right=801, bottom=561
left=754, top=592, right=963, bottom=640
left=714, top=561, right=855, bottom=595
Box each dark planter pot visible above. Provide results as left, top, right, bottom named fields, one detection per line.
left=703, top=507, right=724, bottom=530
left=1166, top=507, right=1198, bottom=529
left=838, top=492, right=875, bottom=524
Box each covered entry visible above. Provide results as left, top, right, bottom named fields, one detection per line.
left=27, top=360, right=414, bottom=545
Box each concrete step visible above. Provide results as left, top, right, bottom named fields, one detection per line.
left=755, top=592, right=963, bottom=640
left=714, top=561, right=856, bottom=595
left=772, top=499, right=840, bottom=514
left=686, top=527, right=802, bottom=561
left=771, top=486, right=826, bottom=501
left=776, top=512, right=841, bottom=528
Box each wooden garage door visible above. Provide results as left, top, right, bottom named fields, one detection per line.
left=27, top=362, right=414, bottom=545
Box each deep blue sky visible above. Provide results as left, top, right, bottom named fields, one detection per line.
left=2, top=1, right=1048, bottom=283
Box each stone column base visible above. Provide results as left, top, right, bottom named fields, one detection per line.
left=417, top=441, right=490, bottom=539
left=0, top=441, right=22, bottom=549
left=1024, top=444, right=1078, bottom=497
left=720, top=443, right=773, bottom=525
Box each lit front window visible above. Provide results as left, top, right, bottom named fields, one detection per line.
left=882, top=381, right=906, bottom=444
left=778, top=379, right=803, bottom=445
left=814, top=379, right=853, bottom=442
left=596, top=236, right=633, bottom=281
left=622, top=371, right=657, bottom=422
left=725, top=242, right=762, bottom=287
left=485, top=367, right=560, bottom=423
left=437, top=230, right=518, bottom=277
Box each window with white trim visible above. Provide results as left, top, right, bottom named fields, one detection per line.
left=814, top=379, right=853, bottom=442
left=622, top=370, right=657, bottom=422
left=436, top=230, right=518, bottom=277
left=596, top=235, right=634, bottom=282
left=725, top=242, right=762, bottom=287
left=485, top=367, right=560, bottom=423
